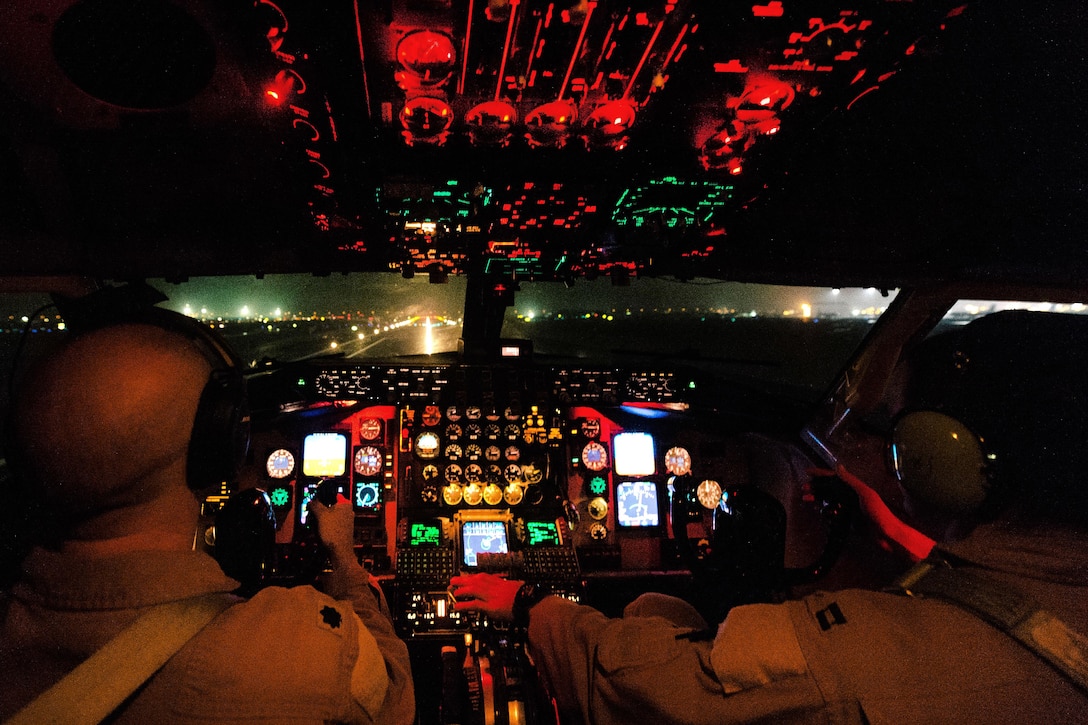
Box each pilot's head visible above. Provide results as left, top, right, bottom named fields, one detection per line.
left=14, top=323, right=213, bottom=537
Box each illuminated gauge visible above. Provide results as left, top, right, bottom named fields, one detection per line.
left=487, top=464, right=503, bottom=483
left=484, top=445, right=502, bottom=462
left=484, top=407, right=501, bottom=422
left=314, top=371, right=345, bottom=397
left=504, top=405, right=521, bottom=421
left=588, top=475, right=608, bottom=497
left=465, top=406, right=482, bottom=420
left=482, top=483, right=504, bottom=506
left=358, top=418, right=382, bottom=441
left=353, top=446, right=383, bottom=476
left=504, top=483, right=524, bottom=506
left=420, top=485, right=438, bottom=504
left=589, top=522, right=608, bottom=541
left=446, top=423, right=462, bottom=440
left=587, top=497, right=609, bottom=520
left=664, top=447, right=692, bottom=476
left=504, top=463, right=523, bottom=483
left=444, top=444, right=463, bottom=461
left=697, top=480, right=723, bottom=510
left=582, top=441, right=609, bottom=471
left=265, top=448, right=295, bottom=479
left=522, top=464, right=544, bottom=485
left=465, top=463, right=483, bottom=483
left=465, top=444, right=483, bottom=461
left=422, top=464, right=440, bottom=481
left=465, top=424, right=482, bottom=440
left=581, top=419, right=600, bottom=439
left=446, top=406, right=462, bottom=422
left=505, top=445, right=521, bottom=461
left=355, top=481, right=381, bottom=508
left=268, top=485, right=291, bottom=508
left=463, top=482, right=483, bottom=505
left=444, top=464, right=463, bottom=484
left=442, top=483, right=463, bottom=506
left=415, top=431, right=440, bottom=459
left=422, top=405, right=441, bottom=426
left=484, top=423, right=501, bottom=440
left=504, top=424, right=521, bottom=441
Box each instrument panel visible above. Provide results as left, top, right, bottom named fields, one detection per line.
left=242, top=359, right=751, bottom=635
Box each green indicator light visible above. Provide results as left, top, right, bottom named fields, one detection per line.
left=269, top=487, right=290, bottom=507
left=433, top=190, right=452, bottom=197
left=589, top=476, right=607, bottom=495
left=446, top=179, right=459, bottom=186
left=297, top=378, right=307, bottom=387
left=688, top=381, right=696, bottom=390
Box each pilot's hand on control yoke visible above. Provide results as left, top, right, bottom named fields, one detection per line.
left=449, top=573, right=523, bottom=622
left=308, top=494, right=357, bottom=568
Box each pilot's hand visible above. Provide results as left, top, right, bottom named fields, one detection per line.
left=449, top=572, right=523, bottom=622
left=308, top=494, right=357, bottom=567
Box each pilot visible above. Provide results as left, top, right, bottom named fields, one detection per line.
left=0, top=321, right=415, bottom=723
left=451, top=317, right=1088, bottom=723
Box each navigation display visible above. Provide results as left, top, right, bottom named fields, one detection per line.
left=616, top=480, right=660, bottom=527
left=409, top=520, right=442, bottom=547
left=613, top=432, right=656, bottom=477
left=461, top=520, right=509, bottom=567
left=525, top=520, right=562, bottom=546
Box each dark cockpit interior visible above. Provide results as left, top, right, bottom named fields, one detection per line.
left=1, top=1, right=1086, bottom=723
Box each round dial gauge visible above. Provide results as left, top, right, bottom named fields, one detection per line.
left=265, top=448, right=295, bottom=479
left=504, top=424, right=521, bottom=441
left=445, top=406, right=462, bottom=421
left=504, top=483, right=524, bottom=505
left=420, top=485, right=438, bottom=504
left=465, top=444, right=483, bottom=461
left=353, top=446, right=383, bottom=476
left=446, top=423, right=462, bottom=440
left=522, top=463, right=543, bottom=485
left=463, top=482, right=483, bottom=505
left=422, top=405, right=441, bottom=426
left=464, top=463, right=483, bottom=483
left=589, top=522, right=608, bottom=541
left=484, top=445, right=502, bottom=462
left=664, top=447, right=692, bottom=476
left=355, top=481, right=381, bottom=507
left=444, top=464, right=463, bottom=484
left=482, top=483, right=504, bottom=506
left=484, top=407, right=501, bottom=422
left=587, top=496, right=609, bottom=520
left=487, top=464, right=503, bottom=483
left=582, top=441, right=609, bottom=471
left=504, top=463, right=523, bottom=483
left=465, top=406, right=482, bottom=420
left=697, top=479, right=723, bottom=510
left=359, top=418, right=382, bottom=441
left=415, top=431, right=440, bottom=459
left=422, top=464, right=439, bottom=481
left=580, top=418, right=600, bottom=439
left=484, top=423, right=501, bottom=440
left=504, top=445, right=521, bottom=461
left=444, top=444, right=463, bottom=461
left=442, top=483, right=463, bottom=505
left=504, top=406, right=520, bottom=421
left=465, top=424, right=482, bottom=440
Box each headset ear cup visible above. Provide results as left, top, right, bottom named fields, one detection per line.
left=890, top=411, right=991, bottom=514
left=187, top=369, right=250, bottom=490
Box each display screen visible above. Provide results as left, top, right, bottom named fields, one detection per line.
left=613, top=432, right=656, bottom=477
left=354, top=481, right=381, bottom=510
left=297, top=480, right=348, bottom=526
left=616, top=480, right=660, bottom=527
left=525, top=520, right=562, bottom=546
left=302, top=432, right=348, bottom=477
left=461, top=520, right=509, bottom=566
left=409, top=520, right=442, bottom=547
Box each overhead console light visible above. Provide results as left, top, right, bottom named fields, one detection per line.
left=525, top=99, right=579, bottom=149
left=401, top=97, right=454, bottom=146
left=395, top=30, right=457, bottom=91
left=466, top=101, right=518, bottom=147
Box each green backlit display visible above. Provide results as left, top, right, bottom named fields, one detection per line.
left=409, top=521, right=442, bottom=547
left=526, top=521, right=561, bottom=547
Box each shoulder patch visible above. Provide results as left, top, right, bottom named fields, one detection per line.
left=320, top=605, right=343, bottom=629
